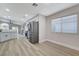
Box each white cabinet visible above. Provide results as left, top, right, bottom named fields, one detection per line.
left=0, top=32, right=17, bottom=42
left=1, top=33, right=9, bottom=42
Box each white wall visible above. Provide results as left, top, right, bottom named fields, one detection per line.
left=46, top=4, right=79, bottom=51
left=39, top=15, right=46, bottom=43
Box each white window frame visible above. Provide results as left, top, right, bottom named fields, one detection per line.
left=51, top=15, right=77, bottom=33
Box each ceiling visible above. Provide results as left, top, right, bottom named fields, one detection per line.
left=0, top=3, right=78, bottom=25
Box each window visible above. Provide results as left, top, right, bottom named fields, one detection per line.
left=51, top=15, right=77, bottom=33
left=12, top=26, right=18, bottom=31
left=12, top=26, right=18, bottom=33
left=51, top=18, right=61, bottom=32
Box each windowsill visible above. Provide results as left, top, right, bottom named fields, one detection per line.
left=52, top=32, right=79, bottom=35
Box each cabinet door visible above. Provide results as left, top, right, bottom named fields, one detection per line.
left=4, top=33, right=10, bottom=41
left=0, top=33, right=8, bottom=42
left=0, top=33, right=11, bottom=42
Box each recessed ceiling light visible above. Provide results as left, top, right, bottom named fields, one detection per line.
left=5, top=8, right=10, bottom=12
left=25, top=14, right=28, bottom=17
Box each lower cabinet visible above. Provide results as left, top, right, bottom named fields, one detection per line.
left=0, top=32, right=17, bottom=42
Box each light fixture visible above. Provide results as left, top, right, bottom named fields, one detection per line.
left=25, top=14, right=28, bottom=17
left=32, top=3, right=38, bottom=7
left=5, top=8, right=10, bottom=12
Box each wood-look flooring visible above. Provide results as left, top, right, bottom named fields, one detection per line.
left=0, top=37, right=79, bottom=56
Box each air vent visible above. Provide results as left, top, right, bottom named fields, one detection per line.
left=32, top=3, right=38, bottom=7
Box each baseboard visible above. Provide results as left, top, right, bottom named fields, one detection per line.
left=47, top=39, right=79, bottom=51
left=39, top=39, right=47, bottom=43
